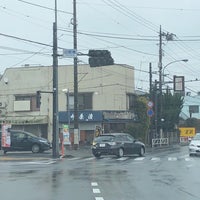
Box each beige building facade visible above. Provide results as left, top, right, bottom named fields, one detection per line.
left=0, top=64, right=136, bottom=143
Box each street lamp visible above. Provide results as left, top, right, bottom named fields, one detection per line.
left=159, top=59, right=188, bottom=138
left=162, top=59, right=188, bottom=83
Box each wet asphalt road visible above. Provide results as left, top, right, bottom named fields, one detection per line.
left=0, top=145, right=200, bottom=200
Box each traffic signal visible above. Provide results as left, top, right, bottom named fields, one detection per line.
left=36, top=91, right=41, bottom=108
left=88, top=50, right=114, bottom=67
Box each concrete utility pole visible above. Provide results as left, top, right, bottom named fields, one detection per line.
left=52, top=0, right=59, bottom=158
left=158, top=26, right=176, bottom=138
left=149, top=62, right=152, bottom=96
left=73, top=0, right=79, bottom=149
left=158, top=25, right=163, bottom=126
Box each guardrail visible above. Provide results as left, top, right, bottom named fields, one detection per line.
left=152, top=138, right=169, bottom=147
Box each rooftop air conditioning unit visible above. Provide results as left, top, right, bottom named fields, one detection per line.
left=0, top=109, right=6, bottom=116
left=0, top=102, right=6, bottom=108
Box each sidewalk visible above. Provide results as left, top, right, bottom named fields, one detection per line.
left=0, top=145, right=93, bottom=162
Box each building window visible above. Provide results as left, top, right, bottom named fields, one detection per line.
left=69, top=92, right=93, bottom=110
left=127, top=93, right=136, bottom=110
left=15, top=94, right=39, bottom=111
left=78, top=93, right=92, bottom=110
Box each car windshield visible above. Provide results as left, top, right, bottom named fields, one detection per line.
left=94, top=135, right=115, bottom=142
left=23, top=131, right=39, bottom=138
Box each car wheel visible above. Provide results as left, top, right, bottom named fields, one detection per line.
left=32, top=144, right=40, bottom=153
left=139, top=147, right=145, bottom=157
left=118, top=148, right=124, bottom=158
left=93, top=152, right=101, bottom=158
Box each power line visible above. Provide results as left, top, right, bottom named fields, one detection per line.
left=17, top=0, right=72, bottom=15
left=101, top=0, right=158, bottom=33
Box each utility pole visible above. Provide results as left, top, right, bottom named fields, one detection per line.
left=158, top=25, right=163, bottom=138
left=154, top=80, right=158, bottom=138
left=149, top=62, right=152, bottom=97
left=149, top=62, right=153, bottom=145
left=52, top=0, right=59, bottom=158
left=73, top=0, right=79, bottom=149
left=158, top=26, right=163, bottom=114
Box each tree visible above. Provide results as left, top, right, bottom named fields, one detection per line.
left=162, top=92, right=184, bottom=132
left=125, top=96, right=150, bottom=143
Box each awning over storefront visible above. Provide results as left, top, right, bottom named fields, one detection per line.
left=0, top=115, right=48, bottom=125
left=59, top=110, right=136, bottom=123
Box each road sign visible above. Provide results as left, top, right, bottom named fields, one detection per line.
left=179, top=127, right=195, bottom=137
left=63, top=49, right=77, bottom=58
left=147, top=109, right=154, bottom=117
left=147, top=101, right=154, bottom=108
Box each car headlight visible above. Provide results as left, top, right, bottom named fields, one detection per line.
left=92, top=141, right=97, bottom=146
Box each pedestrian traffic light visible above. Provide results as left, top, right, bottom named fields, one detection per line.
left=88, top=50, right=114, bottom=67
left=36, top=90, right=41, bottom=108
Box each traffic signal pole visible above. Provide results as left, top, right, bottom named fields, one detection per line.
left=73, top=0, right=79, bottom=149
left=52, top=0, right=59, bottom=158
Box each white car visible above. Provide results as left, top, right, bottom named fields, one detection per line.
left=189, top=133, right=200, bottom=156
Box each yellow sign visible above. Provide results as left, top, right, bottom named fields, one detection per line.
left=179, top=127, right=196, bottom=137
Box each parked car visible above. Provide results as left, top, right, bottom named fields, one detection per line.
left=91, top=132, right=145, bottom=158
left=189, top=133, right=200, bottom=156
left=0, top=130, right=51, bottom=154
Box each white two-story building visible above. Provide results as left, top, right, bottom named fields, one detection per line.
left=0, top=64, right=137, bottom=143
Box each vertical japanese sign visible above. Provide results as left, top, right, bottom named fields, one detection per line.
left=63, top=125, right=71, bottom=145
left=1, top=123, right=11, bottom=148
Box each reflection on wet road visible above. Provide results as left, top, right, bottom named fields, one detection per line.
left=0, top=146, right=200, bottom=200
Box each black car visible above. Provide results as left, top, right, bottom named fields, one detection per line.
left=0, top=130, right=51, bottom=154
left=91, top=133, right=145, bottom=158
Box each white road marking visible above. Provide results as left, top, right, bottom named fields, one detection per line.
left=134, top=157, right=145, bottom=161
left=116, top=157, right=129, bottom=161
left=68, top=157, right=81, bottom=161
left=91, top=182, right=104, bottom=200
left=93, top=188, right=101, bottom=194
left=185, top=157, right=193, bottom=161
left=151, top=157, right=161, bottom=161
left=168, top=157, right=177, bottom=161
left=67, top=155, right=199, bottom=163
left=91, top=182, right=98, bottom=186
left=83, top=157, right=96, bottom=161
left=14, top=160, right=57, bottom=165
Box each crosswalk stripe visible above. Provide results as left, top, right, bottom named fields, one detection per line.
left=66, top=155, right=198, bottom=162
left=83, top=157, right=96, bottom=161
left=134, top=157, right=145, bottom=161
left=116, top=157, right=129, bottom=161
left=168, top=157, right=177, bottom=161
left=185, top=157, right=192, bottom=161
left=151, top=157, right=161, bottom=161
left=68, top=157, right=81, bottom=161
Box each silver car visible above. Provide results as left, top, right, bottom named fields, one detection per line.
left=189, top=133, right=200, bottom=156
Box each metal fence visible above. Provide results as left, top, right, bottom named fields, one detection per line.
left=152, top=138, right=169, bottom=147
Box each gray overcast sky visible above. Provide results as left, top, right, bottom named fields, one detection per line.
left=1, top=0, right=200, bottom=94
